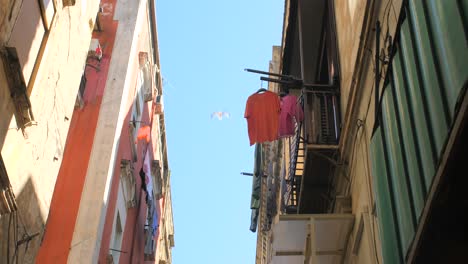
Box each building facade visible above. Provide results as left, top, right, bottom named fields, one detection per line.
left=253, top=0, right=467, bottom=263
left=0, top=0, right=101, bottom=263
left=35, top=0, right=175, bottom=263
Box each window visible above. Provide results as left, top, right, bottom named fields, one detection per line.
left=151, top=160, right=163, bottom=200
left=109, top=211, right=123, bottom=263
left=93, top=8, right=103, bottom=32
left=128, top=68, right=145, bottom=162
left=75, top=73, right=87, bottom=108
left=40, top=0, right=55, bottom=29
left=134, top=71, right=144, bottom=117
left=7, top=0, right=55, bottom=93
left=144, top=201, right=157, bottom=260
left=154, top=65, right=161, bottom=95
left=154, top=95, right=164, bottom=115
left=120, top=160, right=136, bottom=208
left=1, top=47, right=36, bottom=136
left=139, top=52, right=154, bottom=102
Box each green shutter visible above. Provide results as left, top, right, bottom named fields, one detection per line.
left=399, top=16, right=436, bottom=193
left=381, top=86, right=415, bottom=254
left=391, top=46, right=425, bottom=220
left=370, top=128, right=402, bottom=264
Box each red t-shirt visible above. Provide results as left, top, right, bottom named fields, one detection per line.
left=244, top=91, right=281, bottom=145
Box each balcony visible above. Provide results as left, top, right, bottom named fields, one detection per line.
left=270, top=214, right=354, bottom=264
left=283, top=86, right=340, bottom=214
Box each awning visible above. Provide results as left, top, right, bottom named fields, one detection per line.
left=271, top=214, right=354, bottom=264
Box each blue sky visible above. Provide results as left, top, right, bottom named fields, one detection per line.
left=156, top=1, right=284, bottom=263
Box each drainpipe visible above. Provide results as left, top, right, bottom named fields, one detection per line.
left=374, top=20, right=381, bottom=129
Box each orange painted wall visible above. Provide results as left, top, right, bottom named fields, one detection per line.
left=37, top=0, right=163, bottom=262
left=98, top=4, right=160, bottom=262
left=35, top=1, right=118, bottom=262
left=97, top=102, right=153, bottom=263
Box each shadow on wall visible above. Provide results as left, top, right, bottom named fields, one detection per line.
left=0, top=177, right=45, bottom=264
left=0, top=57, right=17, bottom=152
left=0, top=0, right=50, bottom=150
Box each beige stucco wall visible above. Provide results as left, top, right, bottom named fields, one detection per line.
left=334, top=0, right=403, bottom=263
left=334, top=0, right=368, bottom=113
left=0, top=1, right=100, bottom=263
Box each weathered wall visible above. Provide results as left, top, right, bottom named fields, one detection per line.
left=35, top=0, right=119, bottom=262
left=0, top=0, right=100, bottom=263
left=334, top=0, right=368, bottom=112
left=334, top=0, right=403, bottom=263
left=66, top=0, right=150, bottom=262
left=98, top=6, right=156, bottom=262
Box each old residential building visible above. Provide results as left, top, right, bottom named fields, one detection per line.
left=252, top=1, right=467, bottom=263
left=1, top=0, right=174, bottom=263
left=0, top=0, right=101, bottom=263
left=36, top=0, right=174, bottom=263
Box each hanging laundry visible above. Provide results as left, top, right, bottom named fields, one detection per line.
left=144, top=201, right=155, bottom=255
left=143, top=150, right=153, bottom=201
left=139, top=168, right=148, bottom=202
left=244, top=90, right=280, bottom=145
left=251, top=143, right=263, bottom=209
left=278, top=94, right=304, bottom=137
left=250, top=208, right=259, bottom=233
left=152, top=208, right=159, bottom=237
left=136, top=125, right=151, bottom=143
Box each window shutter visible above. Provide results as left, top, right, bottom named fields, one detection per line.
left=151, top=160, right=163, bottom=200
left=139, top=52, right=153, bottom=102
left=1, top=47, right=35, bottom=137
left=128, top=122, right=138, bottom=162
left=120, top=160, right=136, bottom=208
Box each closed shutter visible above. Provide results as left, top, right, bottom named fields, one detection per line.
left=370, top=1, right=468, bottom=262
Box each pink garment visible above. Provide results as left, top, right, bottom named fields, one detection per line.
left=278, top=95, right=304, bottom=137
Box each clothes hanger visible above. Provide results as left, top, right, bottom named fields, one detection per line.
left=279, top=88, right=289, bottom=97
left=256, top=88, right=268, bottom=94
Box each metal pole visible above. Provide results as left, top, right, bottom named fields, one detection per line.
left=241, top=172, right=267, bottom=177
left=244, top=68, right=293, bottom=79
left=375, top=21, right=381, bottom=126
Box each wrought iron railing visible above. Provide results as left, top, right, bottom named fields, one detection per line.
left=283, top=94, right=305, bottom=213
left=304, top=91, right=340, bottom=145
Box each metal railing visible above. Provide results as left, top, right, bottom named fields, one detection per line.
left=283, top=94, right=305, bottom=213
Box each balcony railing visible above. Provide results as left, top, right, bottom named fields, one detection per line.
left=304, top=90, right=340, bottom=146
left=283, top=94, right=305, bottom=214
left=283, top=86, right=341, bottom=214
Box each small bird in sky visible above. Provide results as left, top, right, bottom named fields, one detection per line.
left=211, top=111, right=230, bottom=120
